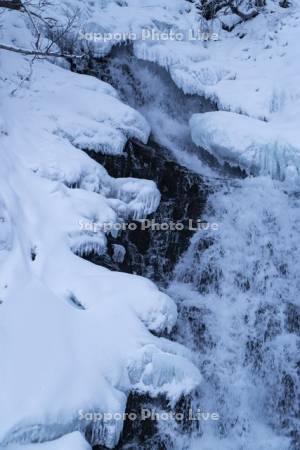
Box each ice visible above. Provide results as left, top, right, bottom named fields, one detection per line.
left=128, top=344, right=201, bottom=402
left=113, top=178, right=161, bottom=220
left=69, top=232, right=107, bottom=257
left=133, top=40, right=233, bottom=98
left=190, top=111, right=300, bottom=181
left=112, top=244, right=126, bottom=263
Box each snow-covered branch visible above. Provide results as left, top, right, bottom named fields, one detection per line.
left=0, top=1, right=82, bottom=58
left=0, top=42, right=83, bottom=58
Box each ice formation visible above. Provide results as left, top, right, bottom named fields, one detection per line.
left=190, top=111, right=300, bottom=180
left=112, top=244, right=126, bottom=263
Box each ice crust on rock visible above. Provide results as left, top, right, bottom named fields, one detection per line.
left=190, top=111, right=300, bottom=181
left=128, top=344, right=201, bottom=402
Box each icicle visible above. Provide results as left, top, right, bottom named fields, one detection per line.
left=112, top=244, right=126, bottom=263
left=69, top=232, right=107, bottom=258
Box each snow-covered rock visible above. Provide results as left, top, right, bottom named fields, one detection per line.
left=190, top=111, right=300, bottom=181
left=0, top=8, right=201, bottom=449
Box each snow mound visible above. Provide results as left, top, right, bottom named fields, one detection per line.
left=44, top=0, right=197, bottom=57
left=190, top=111, right=300, bottom=181
left=0, top=278, right=199, bottom=448
left=133, top=40, right=233, bottom=97
left=6, top=432, right=91, bottom=450
left=128, top=344, right=201, bottom=401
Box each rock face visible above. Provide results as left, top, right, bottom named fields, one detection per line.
left=86, top=140, right=209, bottom=284
left=83, top=140, right=208, bottom=450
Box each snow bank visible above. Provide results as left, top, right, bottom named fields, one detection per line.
left=57, top=0, right=299, bottom=184
left=0, top=276, right=198, bottom=448
left=133, top=4, right=300, bottom=182
left=7, top=432, right=91, bottom=450
left=43, top=0, right=197, bottom=57
left=40, top=0, right=300, bottom=183
left=190, top=111, right=300, bottom=181
left=0, top=8, right=201, bottom=449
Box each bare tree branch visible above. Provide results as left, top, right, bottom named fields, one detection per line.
left=0, top=0, right=84, bottom=63
left=45, top=9, right=79, bottom=54
left=0, top=43, right=84, bottom=58
left=22, top=1, right=41, bottom=48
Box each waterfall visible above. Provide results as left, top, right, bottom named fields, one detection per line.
left=168, top=177, right=300, bottom=449
left=75, top=46, right=300, bottom=450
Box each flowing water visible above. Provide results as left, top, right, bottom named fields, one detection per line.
left=75, top=46, right=300, bottom=450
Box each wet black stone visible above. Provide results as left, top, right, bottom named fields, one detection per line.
left=85, top=139, right=210, bottom=284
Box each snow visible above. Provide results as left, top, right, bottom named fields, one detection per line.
left=1, top=276, right=196, bottom=447
left=13, top=0, right=300, bottom=180
left=43, top=0, right=196, bottom=57
left=2, top=0, right=300, bottom=448
left=0, top=7, right=200, bottom=449
left=60, top=0, right=299, bottom=182
left=6, top=432, right=91, bottom=450
left=64, top=0, right=300, bottom=181
left=190, top=111, right=300, bottom=181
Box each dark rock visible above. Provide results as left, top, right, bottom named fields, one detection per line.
left=85, top=140, right=209, bottom=284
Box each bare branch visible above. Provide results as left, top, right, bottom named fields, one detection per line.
left=0, top=42, right=84, bottom=58
left=22, top=2, right=41, bottom=48
left=45, top=9, right=79, bottom=54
